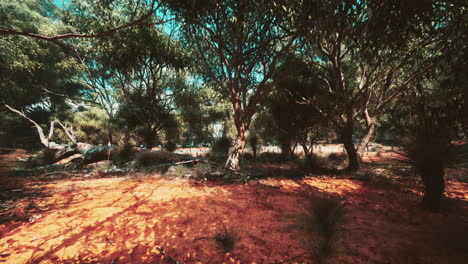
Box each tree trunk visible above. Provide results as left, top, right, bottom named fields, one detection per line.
left=225, top=126, right=248, bottom=170
left=342, top=127, right=360, bottom=172
left=301, top=143, right=310, bottom=157
left=357, top=121, right=376, bottom=156
left=421, top=163, right=445, bottom=209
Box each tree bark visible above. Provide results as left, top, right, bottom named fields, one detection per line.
left=301, top=143, right=310, bottom=157
left=342, top=126, right=360, bottom=172
left=421, top=163, right=445, bottom=209
left=225, top=125, right=248, bottom=170
left=357, top=121, right=376, bottom=156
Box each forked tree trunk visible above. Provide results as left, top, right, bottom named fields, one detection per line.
left=357, top=121, right=376, bottom=156
left=225, top=126, right=248, bottom=170
left=342, top=127, right=360, bottom=172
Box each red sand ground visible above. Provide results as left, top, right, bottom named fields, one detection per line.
left=0, top=152, right=467, bottom=263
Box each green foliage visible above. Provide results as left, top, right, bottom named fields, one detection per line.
left=211, top=137, right=231, bottom=157
left=290, top=194, right=344, bottom=262
left=328, top=153, right=348, bottom=163
left=258, top=152, right=290, bottom=163
left=73, top=107, right=112, bottom=145
left=242, top=152, right=254, bottom=162
left=192, top=162, right=212, bottom=180
left=298, top=154, right=329, bottom=173
left=255, top=55, right=333, bottom=157
left=134, top=151, right=178, bottom=168
left=171, top=164, right=190, bottom=178
left=393, top=86, right=465, bottom=209
left=111, top=143, right=134, bottom=165
left=0, top=0, right=84, bottom=107
left=164, top=141, right=177, bottom=152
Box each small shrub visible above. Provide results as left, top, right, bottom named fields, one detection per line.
left=214, top=225, right=237, bottom=253
left=242, top=152, right=254, bottom=161
left=128, top=172, right=147, bottom=182
left=31, top=148, right=57, bottom=166
left=290, top=194, right=344, bottom=262
left=134, top=151, right=179, bottom=168
left=305, top=195, right=343, bottom=239
left=193, top=162, right=212, bottom=179
left=212, top=137, right=232, bottom=156
left=209, top=137, right=232, bottom=163
left=355, top=167, right=376, bottom=182
left=171, top=164, right=190, bottom=177
left=299, top=154, right=321, bottom=172
left=112, top=143, right=134, bottom=165
left=258, top=152, right=289, bottom=163
left=164, top=141, right=177, bottom=152
left=369, top=146, right=377, bottom=152
left=328, top=153, right=347, bottom=163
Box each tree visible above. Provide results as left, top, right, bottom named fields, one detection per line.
left=393, top=86, right=463, bottom=209
left=87, top=20, right=190, bottom=149
left=255, top=56, right=334, bottom=158
left=290, top=0, right=464, bottom=171
left=274, top=56, right=335, bottom=157
left=171, top=0, right=296, bottom=170
left=0, top=0, right=167, bottom=53
left=0, top=0, right=87, bottom=148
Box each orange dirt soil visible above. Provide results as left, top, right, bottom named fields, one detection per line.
left=0, top=154, right=467, bottom=263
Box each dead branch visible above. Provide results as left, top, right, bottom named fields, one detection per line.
left=41, top=171, right=75, bottom=177
left=5, top=104, right=50, bottom=147
left=56, top=121, right=77, bottom=144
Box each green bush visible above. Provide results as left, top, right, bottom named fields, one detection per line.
left=242, top=152, right=254, bottom=161
left=112, top=143, right=134, bottom=165
left=164, top=141, right=178, bottom=152
left=290, top=194, right=344, bottom=262
left=258, top=152, right=289, bottom=163
left=171, top=164, right=190, bottom=177
left=39, top=148, right=57, bottom=165
left=299, top=154, right=330, bottom=172
left=192, top=162, right=212, bottom=179
left=328, top=152, right=348, bottom=163
left=209, top=137, right=232, bottom=163
left=212, top=137, right=231, bottom=156
left=134, top=151, right=178, bottom=168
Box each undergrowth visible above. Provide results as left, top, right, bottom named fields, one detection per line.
left=289, top=194, right=344, bottom=263
left=214, top=225, right=237, bottom=253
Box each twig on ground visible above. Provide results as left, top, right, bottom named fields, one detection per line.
left=41, top=171, right=74, bottom=177
left=130, top=243, right=140, bottom=260
left=192, top=236, right=211, bottom=241
left=156, top=246, right=184, bottom=264
left=105, top=237, right=114, bottom=245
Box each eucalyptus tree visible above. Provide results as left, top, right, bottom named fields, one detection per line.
left=270, top=55, right=335, bottom=158
left=290, top=0, right=465, bottom=171
left=0, top=0, right=168, bottom=53
left=170, top=0, right=297, bottom=170
left=0, top=0, right=87, bottom=149
left=97, top=22, right=190, bottom=149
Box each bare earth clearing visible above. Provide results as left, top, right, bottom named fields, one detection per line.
left=0, top=150, right=467, bottom=264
